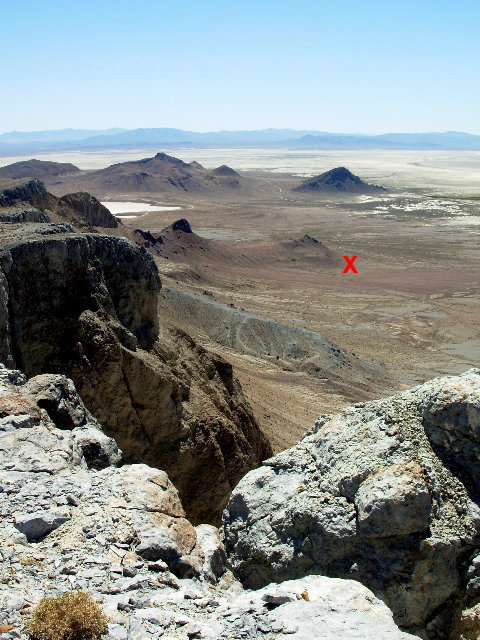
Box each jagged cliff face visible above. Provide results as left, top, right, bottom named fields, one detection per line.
left=59, top=192, right=119, bottom=228
left=2, top=234, right=159, bottom=364
left=0, top=178, right=99, bottom=230
left=0, top=181, right=271, bottom=524
left=0, top=178, right=51, bottom=209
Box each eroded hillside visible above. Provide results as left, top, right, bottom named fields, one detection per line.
left=0, top=178, right=271, bottom=524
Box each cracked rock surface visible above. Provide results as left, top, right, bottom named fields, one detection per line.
left=0, top=365, right=416, bottom=640
left=223, top=369, right=480, bottom=637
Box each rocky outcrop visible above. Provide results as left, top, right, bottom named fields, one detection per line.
left=1, top=233, right=160, bottom=362
left=170, top=218, right=192, bottom=233
left=0, top=228, right=270, bottom=524
left=0, top=178, right=96, bottom=231
left=134, top=219, right=193, bottom=252
left=0, top=178, right=51, bottom=209
left=0, top=366, right=220, bottom=576
left=59, top=192, right=119, bottom=228
left=0, top=365, right=416, bottom=640
left=0, top=207, right=50, bottom=223
left=223, top=369, right=480, bottom=638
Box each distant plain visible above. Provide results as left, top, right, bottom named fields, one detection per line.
left=3, top=147, right=479, bottom=450
left=1, top=147, right=480, bottom=194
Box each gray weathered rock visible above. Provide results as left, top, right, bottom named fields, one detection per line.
left=239, top=576, right=418, bottom=640
left=224, top=369, right=480, bottom=637
left=0, top=366, right=415, bottom=640
left=72, top=426, right=122, bottom=469
left=194, top=524, right=227, bottom=582
left=0, top=367, right=225, bottom=582
left=23, top=373, right=95, bottom=430
left=14, top=510, right=71, bottom=542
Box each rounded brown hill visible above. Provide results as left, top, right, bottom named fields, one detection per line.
left=42, top=152, right=268, bottom=198
left=294, top=166, right=385, bottom=193
left=0, top=159, right=81, bottom=180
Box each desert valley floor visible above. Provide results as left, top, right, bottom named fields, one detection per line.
left=1, top=148, right=479, bottom=452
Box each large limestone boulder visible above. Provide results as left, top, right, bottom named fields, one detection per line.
left=229, top=575, right=418, bottom=640
left=223, top=369, right=480, bottom=638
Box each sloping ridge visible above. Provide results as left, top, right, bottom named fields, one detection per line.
left=164, top=288, right=384, bottom=392
left=135, top=218, right=343, bottom=271
left=31, top=152, right=259, bottom=198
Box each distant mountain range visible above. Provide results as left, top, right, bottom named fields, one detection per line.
left=1, top=128, right=480, bottom=152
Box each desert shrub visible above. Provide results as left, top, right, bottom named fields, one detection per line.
left=20, top=556, right=43, bottom=567
left=27, top=591, right=108, bottom=640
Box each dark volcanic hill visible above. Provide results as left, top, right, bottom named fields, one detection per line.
left=59, top=192, right=119, bottom=228
left=134, top=219, right=342, bottom=272
left=209, top=164, right=240, bottom=177
left=0, top=159, right=81, bottom=180
left=45, top=152, right=263, bottom=199
left=294, top=167, right=385, bottom=193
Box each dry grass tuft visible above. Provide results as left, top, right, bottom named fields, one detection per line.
left=27, top=591, right=108, bottom=640
left=20, top=556, right=43, bottom=567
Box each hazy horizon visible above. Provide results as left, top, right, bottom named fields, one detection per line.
left=1, top=126, right=479, bottom=136
left=2, top=0, right=480, bottom=134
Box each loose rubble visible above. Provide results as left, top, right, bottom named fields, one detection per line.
left=0, top=364, right=417, bottom=639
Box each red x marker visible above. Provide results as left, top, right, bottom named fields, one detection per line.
left=342, top=255, right=358, bottom=274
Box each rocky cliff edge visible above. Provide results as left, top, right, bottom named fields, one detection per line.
left=0, top=179, right=271, bottom=525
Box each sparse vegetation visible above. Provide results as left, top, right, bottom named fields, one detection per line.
left=27, top=591, right=108, bottom=640
left=20, top=556, right=43, bottom=567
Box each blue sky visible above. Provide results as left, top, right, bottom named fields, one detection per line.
left=1, top=0, right=479, bottom=133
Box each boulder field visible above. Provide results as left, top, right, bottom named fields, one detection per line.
left=0, top=365, right=417, bottom=640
